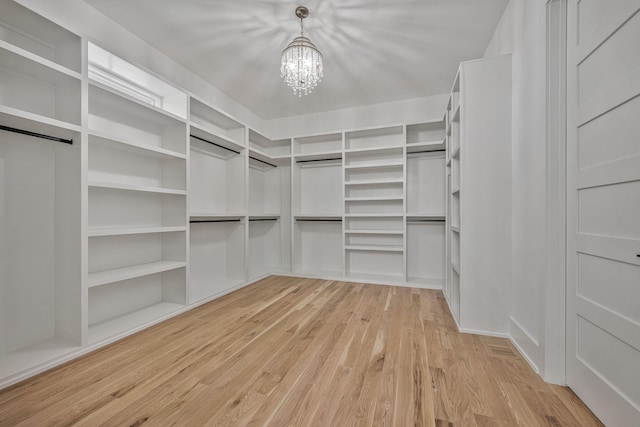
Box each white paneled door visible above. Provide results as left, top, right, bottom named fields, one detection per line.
left=567, top=1, right=640, bottom=426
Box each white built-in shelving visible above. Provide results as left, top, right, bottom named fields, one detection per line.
left=0, top=0, right=455, bottom=389
left=188, top=98, right=247, bottom=302
left=248, top=130, right=291, bottom=279
left=0, top=1, right=83, bottom=385
left=86, top=44, right=188, bottom=346
left=443, top=55, right=512, bottom=331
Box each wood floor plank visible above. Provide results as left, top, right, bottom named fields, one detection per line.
left=0, top=277, right=604, bottom=427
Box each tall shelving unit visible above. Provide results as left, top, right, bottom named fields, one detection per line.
left=188, top=97, right=247, bottom=303
left=406, top=121, right=447, bottom=287
left=248, top=130, right=291, bottom=279
left=344, top=126, right=406, bottom=282
left=86, top=44, right=188, bottom=345
left=292, top=133, right=344, bottom=277
left=444, top=55, right=512, bottom=332
left=0, top=1, right=82, bottom=383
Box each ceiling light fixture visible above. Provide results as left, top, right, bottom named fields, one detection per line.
left=281, top=6, right=323, bottom=97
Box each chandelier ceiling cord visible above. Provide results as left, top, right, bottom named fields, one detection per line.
left=281, top=6, right=324, bottom=97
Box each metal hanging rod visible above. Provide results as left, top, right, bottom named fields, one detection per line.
left=407, top=219, right=446, bottom=223
left=249, top=156, right=277, bottom=168
left=296, top=157, right=342, bottom=164
left=190, top=219, right=241, bottom=223
left=295, top=218, right=343, bottom=222
left=190, top=134, right=240, bottom=155
left=249, top=218, right=279, bottom=222
left=0, top=125, right=73, bottom=145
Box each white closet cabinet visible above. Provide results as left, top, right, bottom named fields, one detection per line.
left=188, top=98, right=247, bottom=303
left=292, top=133, right=344, bottom=277
left=0, top=0, right=82, bottom=385
left=445, top=55, right=512, bottom=333
left=86, top=46, right=189, bottom=345
left=248, top=130, right=291, bottom=279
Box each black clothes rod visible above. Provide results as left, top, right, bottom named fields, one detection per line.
left=190, top=134, right=240, bottom=155
left=249, top=218, right=278, bottom=222
left=0, top=125, right=73, bottom=145
left=249, top=156, right=277, bottom=168
left=190, top=219, right=241, bottom=223
left=296, top=157, right=342, bottom=164
left=408, top=149, right=446, bottom=154
left=295, top=218, right=343, bottom=222
left=406, top=219, right=446, bottom=222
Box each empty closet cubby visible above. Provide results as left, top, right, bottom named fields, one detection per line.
left=190, top=134, right=245, bottom=216
left=0, top=129, right=81, bottom=379
left=294, top=158, right=343, bottom=216
left=249, top=154, right=286, bottom=216
left=406, top=121, right=446, bottom=147
left=0, top=1, right=81, bottom=134
left=406, top=151, right=446, bottom=216
left=293, top=133, right=342, bottom=158
left=89, top=134, right=187, bottom=194
left=88, top=84, right=187, bottom=155
left=249, top=219, right=282, bottom=279
left=293, top=219, right=343, bottom=277
left=189, top=220, right=245, bottom=304
left=88, top=268, right=186, bottom=344
left=190, top=97, right=244, bottom=146
left=406, top=220, right=445, bottom=286
left=0, top=1, right=81, bottom=73
left=345, top=126, right=404, bottom=151
left=249, top=130, right=290, bottom=158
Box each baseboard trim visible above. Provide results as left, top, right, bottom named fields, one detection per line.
left=509, top=317, right=541, bottom=374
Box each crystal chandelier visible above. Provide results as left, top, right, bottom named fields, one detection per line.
left=281, top=6, right=323, bottom=97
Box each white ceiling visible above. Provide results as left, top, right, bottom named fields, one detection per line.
left=83, top=0, right=508, bottom=119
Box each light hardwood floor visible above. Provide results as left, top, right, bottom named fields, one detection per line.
left=0, top=276, right=603, bottom=426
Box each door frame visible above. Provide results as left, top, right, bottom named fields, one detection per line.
left=543, top=0, right=568, bottom=385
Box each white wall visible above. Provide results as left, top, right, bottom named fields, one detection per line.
left=484, top=0, right=551, bottom=378
left=266, top=95, right=449, bottom=139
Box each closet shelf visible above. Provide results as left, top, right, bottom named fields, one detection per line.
left=344, top=213, right=403, bottom=218
left=89, top=81, right=187, bottom=124
left=88, top=302, right=184, bottom=345
left=407, top=214, right=446, bottom=221
left=87, top=260, right=186, bottom=288
left=249, top=214, right=280, bottom=220
left=295, top=214, right=342, bottom=221
left=294, top=150, right=343, bottom=162
left=345, top=178, right=404, bottom=186
left=0, top=105, right=81, bottom=138
left=0, top=338, right=80, bottom=381
left=0, top=40, right=81, bottom=80
left=88, top=181, right=187, bottom=195
left=88, top=130, right=187, bottom=160
left=346, top=244, right=403, bottom=252
left=88, top=226, right=186, bottom=237
left=190, top=213, right=245, bottom=222
left=345, top=196, right=403, bottom=202
left=344, top=161, right=403, bottom=170
left=406, top=140, right=446, bottom=153
left=190, top=122, right=245, bottom=151
left=345, top=229, right=403, bottom=235
left=345, top=144, right=403, bottom=154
